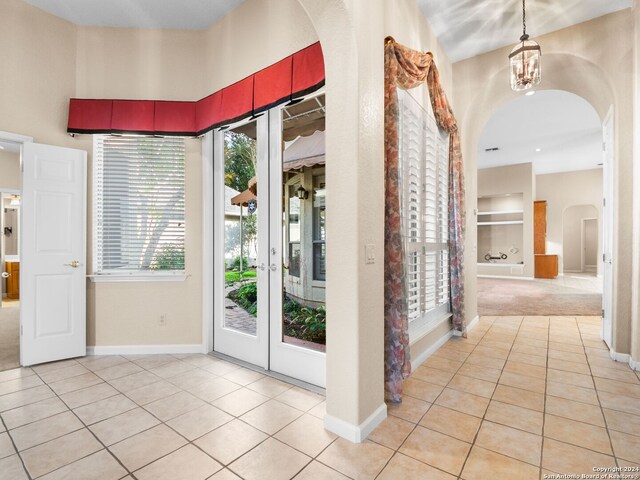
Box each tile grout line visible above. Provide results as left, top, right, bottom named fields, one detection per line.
left=0, top=409, right=34, bottom=480
left=538, top=315, right=552, bottom=476
left=28, top=367, right=139, bottom=480
left=577, top=317, right=620, bottom=468
left=457, top=316, right=547, bottom=476
left=369, top=317, right=492, bottom=480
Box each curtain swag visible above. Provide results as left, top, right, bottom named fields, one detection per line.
left=384, top=37, right=467, bottom=403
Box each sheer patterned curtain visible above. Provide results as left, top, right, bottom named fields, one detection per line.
left=384, top=37, right=466, bottom=402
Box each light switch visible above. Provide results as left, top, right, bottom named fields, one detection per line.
left=365, top=244, right=375, bottom=264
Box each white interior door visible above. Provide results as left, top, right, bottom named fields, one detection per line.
left=602, top=109, right=614, bottom=347
left=21, top=143, right=87, bottom=366
left=213, top=116, right=269, bottom=368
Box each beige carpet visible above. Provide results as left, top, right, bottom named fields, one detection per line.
left=0, top=302, right=20, bottom=372
left=478, top=277, right=602, bottom=316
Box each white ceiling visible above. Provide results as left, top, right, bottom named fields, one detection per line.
left=478, top=89, right=602, bottom=175
left=417, top=0, right=633, bottom=62
left=22, top=0, right=245, bottom=30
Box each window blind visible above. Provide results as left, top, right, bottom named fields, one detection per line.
left=94, top=135, right=186, bottom=274
left=398, top=89, right=450, bottom=335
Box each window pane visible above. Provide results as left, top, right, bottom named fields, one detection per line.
left=313, top=243, right=326, bottom=281
left=289, top=243, right=301, bottom=277
left=223, top=124, right=258, bottom=336
left=95, top=135, right=185, bottom=273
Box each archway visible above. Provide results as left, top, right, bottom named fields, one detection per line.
left=459, top=51, right=619, bottom=337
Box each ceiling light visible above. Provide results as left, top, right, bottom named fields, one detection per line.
left=535, top=148, right=541, bottom=152
left=509, top=0, right=541, bottom=91
left=525, top=91, right=536, bottom=96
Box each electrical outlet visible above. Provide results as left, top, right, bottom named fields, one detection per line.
left=159, top=314, right=167, bottom=326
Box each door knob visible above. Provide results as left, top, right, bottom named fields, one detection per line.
left=269, top=264, right=277, bottom=272
left=64, top=260, right=80, bottom=268
left=1, top=272, right=9, bottom=278
left=257, top=263, right=266, bottom=271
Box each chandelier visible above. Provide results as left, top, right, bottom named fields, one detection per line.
left=509, top=0, right=541, bottom=91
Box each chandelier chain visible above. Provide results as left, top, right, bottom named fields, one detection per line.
left=522, top=0, right=527, bottom=36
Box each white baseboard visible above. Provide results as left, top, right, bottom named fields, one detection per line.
left=412, top=315, right=479, bottom=370
left=411, top=329, right=453, bottom=371
left=324, top=403, right=387, bottom=443
left=609, top=349, right=630, bottom=363
left=87, top=344, right=207, bottom=356
left=609, top=348, right=639, bottom=371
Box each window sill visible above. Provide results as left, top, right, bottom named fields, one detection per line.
left=88, top=273, right=188, bottom=283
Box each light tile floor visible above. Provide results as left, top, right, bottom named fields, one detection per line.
left=0, top=316, right=638, bottom=479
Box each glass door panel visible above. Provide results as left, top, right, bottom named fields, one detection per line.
left=269, top=95, right=327, bottom=387
left=213, top=116, right=269, bottom=368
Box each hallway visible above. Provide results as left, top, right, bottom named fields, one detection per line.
left=0, top=316, right=638, bottom=479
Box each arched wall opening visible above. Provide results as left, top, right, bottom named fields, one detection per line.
left=456, top=47, right=634, bottom=352
left=476, top=89, right=604, bottom=281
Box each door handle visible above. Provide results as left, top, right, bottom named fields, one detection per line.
left=257, top=263, right=266, bottom=271
left=1, top=272, right=9, bottom=278
left=64, top=260, right=81, bottom=268
left=269, top=264, right=277, bottom=272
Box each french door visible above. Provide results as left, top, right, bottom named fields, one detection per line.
left=213, top=100, right=326, bottom=387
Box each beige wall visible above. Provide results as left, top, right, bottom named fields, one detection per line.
left=0, top=0, right=319, bottom=349
left=477, top=163, right=534, bottom=278
left=536, top=169, right=603, bottom=276
left=453, top=10, right=635, bottom=354
left=0, top=150, right=20, bottom=190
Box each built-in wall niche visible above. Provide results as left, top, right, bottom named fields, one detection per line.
left=477, top=193, right=524, bottom=266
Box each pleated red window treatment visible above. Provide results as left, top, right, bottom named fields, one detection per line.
left=67, top=42, right=324, bottom=136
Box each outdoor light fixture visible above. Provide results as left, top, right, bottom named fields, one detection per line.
left=296, top=185, right=309, bottom=200
left=509, top=0, right=541, bottom=91
left=9, top=195, right=20, bottom=206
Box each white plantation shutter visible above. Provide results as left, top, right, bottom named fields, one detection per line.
left=398, top=89, right=450, bottom=336
left=94, top=135, right=186, bottom=274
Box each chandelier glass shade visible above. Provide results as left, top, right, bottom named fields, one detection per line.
left=509, top=0, right=541, bottom=91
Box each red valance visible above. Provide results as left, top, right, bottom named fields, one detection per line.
left=67, top=42, right=324, bottom=136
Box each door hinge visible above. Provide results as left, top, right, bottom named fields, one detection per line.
left=603, top=198, right=606, bottom=207
left=20, top=324, right=23, bottom=336
left=603, top=253, right=606, bottom=262
left=602, top=141, right=606, bottom=151
left=602, top=309, right=604, bottom=318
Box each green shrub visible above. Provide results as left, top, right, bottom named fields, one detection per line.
left=229, top=256, right=249, bottom=271
left=227, top=282, right=258, bottom=316
left=282, top=297, right=326, bottom=344
left=152, top=244, right=184, bottom=270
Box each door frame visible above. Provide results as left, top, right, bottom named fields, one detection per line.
left=0, top=131, right=31, bottom=355
left=601, top=106, right=614, bottom=347
left=580, top=217, right=598, bottom=273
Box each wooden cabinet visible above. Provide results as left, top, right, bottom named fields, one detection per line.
left=534, top=200, right=558, bottom=278
left=535, top=255, right=558, bottom=279
left=534, top=200, right=547, bottom=255
left=5, top=262, right=19, bottom=299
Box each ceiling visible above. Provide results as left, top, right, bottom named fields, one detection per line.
left=22, top=1, right=632, bottom=58
left=478, top=89, right=602, bottom=175
left=22, top=0, right=244, bottom=30
left=417, top=0, right=633, bottom=62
